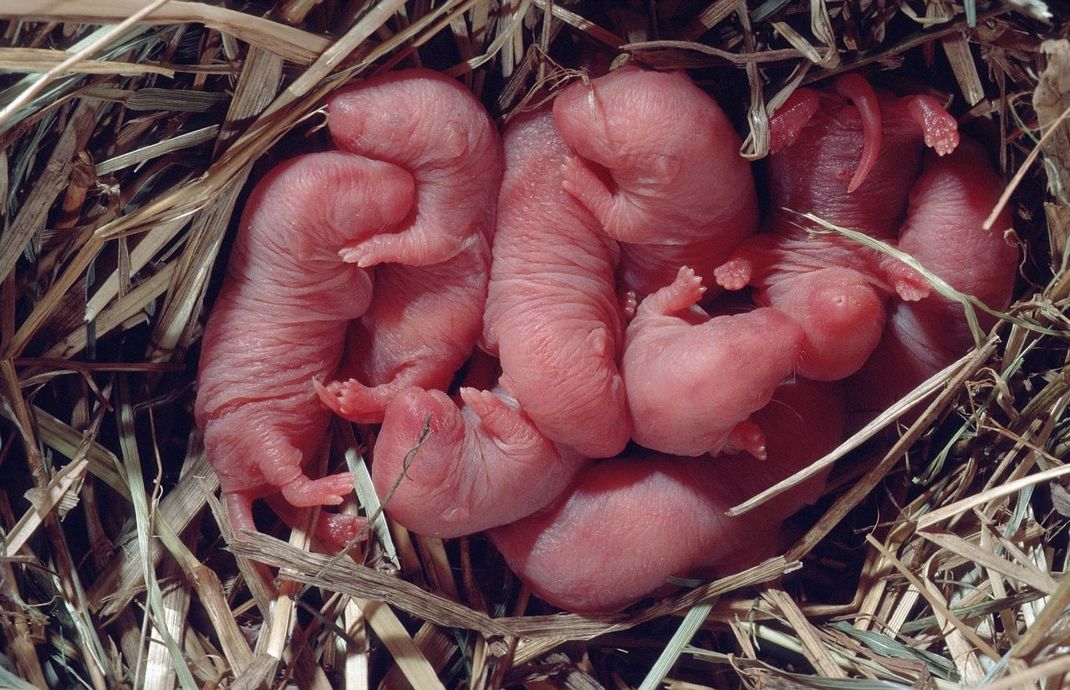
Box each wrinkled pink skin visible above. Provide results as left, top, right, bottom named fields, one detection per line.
left=195, top=152, right=414, bottom=545
left=371, top=387, right=586, bottom=538
left=715, top=75, right=960, bottom=381
left=483, top=111, right=630, bottom=458
left=326, top=68, right=502, bottom=268
left=490, top=378, right=844, bottom=612
left=317, top=233, right=492, bottom=423
left=623, top=266, right=805, bottom=458
left=849, top=137, right=1018, bottom=419
left=553, top=67, right=758, bottom=298
left=317, top=69, right=502, bottom=422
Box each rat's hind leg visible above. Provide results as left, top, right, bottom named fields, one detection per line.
left=561, top=157, right=657, bottom=243
left=278, top=472, right=356, bottom=508
left=460, top=387, right=552, bottom=458
left=338, top=225, right=465, bottom=268
left=635, top=266, right=706, bottom=317
left=253, top=435, right=355, bottom=509
left=265, top=495, right=368, bottom=551
left=225, top=492, right=258, bottom=538
left=315, top=377, right=398, bottom=424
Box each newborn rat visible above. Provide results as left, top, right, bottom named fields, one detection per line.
left=195, top=151, right=413, bottom=545
left=490, top=377, right=844, bottom=612
left=316, top=68, right=502, bottom=423
left=483, top=109, right=631, bottom=458
left=553, top=66, right=758, bottom=299
left=715, top=74, right=959, bottom=380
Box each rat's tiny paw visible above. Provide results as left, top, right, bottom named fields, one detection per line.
left=461, top=387, right=546, bottom=454
left=317, top=513, right=368, bottom=550
left=722, top=420, right=768, bottom=461
left=561, top=156, right=613, bottom=213
left=338, top=238, right=390, bottom=267
left=281, top=471, right=355, bottom=507
left=882, top=258, right=931, bottom=302
left=315, top=378, right=388, bottom=423
left=636, top=265, right=706, bottom=317
left=713, top=257, right=753, bottom=291
left=907, top=95, right=959, bottom=157
left=621, top=290, right=639, bottom=319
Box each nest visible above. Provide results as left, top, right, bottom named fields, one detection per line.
left=0, top=1, right=1067, bottom=688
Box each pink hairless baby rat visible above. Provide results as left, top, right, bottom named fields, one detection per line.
left=849, top=136, right=1018, bottom=418
left=482, top=109, right=631, bottom=458
left=490, top=377, right=844, bottom=612
left=369, top=385, right=586, bottom=538
left=195, top=151, right=413, bottom=545
left=552, top=67, right=758, bottom=299
left=316, top=69, right=501, bottom=423
left=623, top=266, right=804, bottom=458
left=715, top=74, right=960, bottom=381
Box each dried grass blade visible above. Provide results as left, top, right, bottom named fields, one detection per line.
left=114, top=378, right=198, bottom=690
left=1, top=450, right=89, bottom=555
left=0, top=97, right=103, bottom=291
left=916, top=462, right=1070, bottom=530
left=445, top=0, right=533, bottom=77
left=637, top=599, right=715, bottom=690
left=337, top=423, right=398, bottom=568
left=95, top=125, right=219, bottom=175
left=360, top=598, right=447, bottom=690
left=90, top=451, right=218, bottom=615
left=33, top=406, right=128, bottom=496
left=680, top=0, right=745, bottom=41
left=864, top=535, right=1000, bottom=664
left=919, top=528, right=1059, bottom=594
left=232, top=532, right=793, bottom=640
left=1034, top=39, right=1070, bottom=260
left=980, top=656, right=1070, bottom=690
left=0, top=47, right=175, bottom=76
left=1, top=0, right=331, bottom=64
left=763, top=590, right=846, bottom=678
left=1010, top=569, right=1070, bottom=659
left=46, top=263, right=175, bottom=360
left=529, top=0, right=624, bottom=48
left=0, top=0, right=170, bottom=129
left=942, top=34, right=986, bottom=107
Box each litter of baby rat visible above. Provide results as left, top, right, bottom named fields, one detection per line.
left=198, top=60, right=1022, bottom=619
left=2, top=2, right=1066, bottom=689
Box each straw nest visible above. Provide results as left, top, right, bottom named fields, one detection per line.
left=0, top=1, right=1067, bottom=688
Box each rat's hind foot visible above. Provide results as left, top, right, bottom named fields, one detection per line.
left=713, top=256, right=754, bottom=291
left=720, top=420, right=768, bottom=461
left=879, top=255, right=931, bottom=302
left=315, top=377, right=394, bottom=424
left=561, top=156, right=649, bottom=242
left=637, top=266, right=706, bottom=317
left=339, top=227, right=463, bottom=268
left=906, top=95, right=959, bottom=156
left=279, top=471, right=355, bottom=508
left=460, top=387, right=550, bottom=456
left=266, top=496, right=368, bottom=551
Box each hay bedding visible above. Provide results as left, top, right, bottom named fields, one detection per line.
left=0, top=0, right=1065, bottom=688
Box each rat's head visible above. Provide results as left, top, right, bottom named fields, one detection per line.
left=553, top=68, right=694, bottom=176
left=327, top=68, right=497, bottom=172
